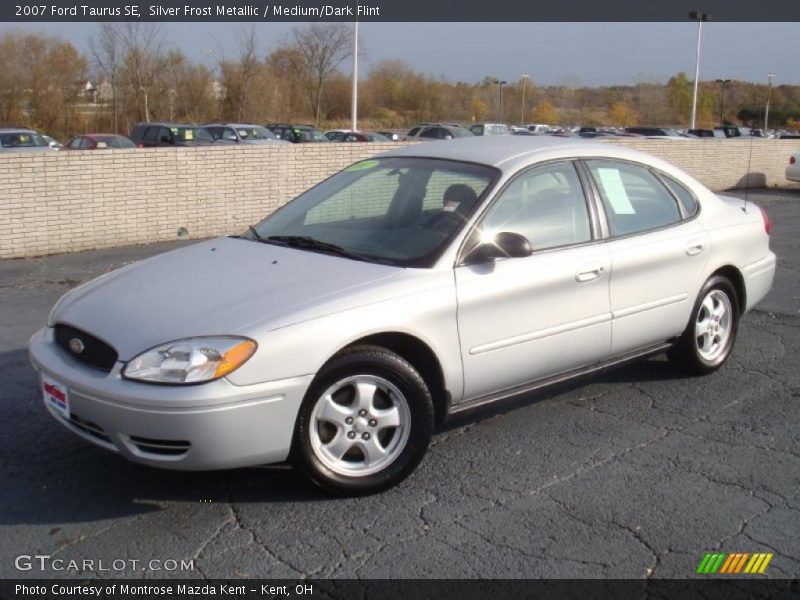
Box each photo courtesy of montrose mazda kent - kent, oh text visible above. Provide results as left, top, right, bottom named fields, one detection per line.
left=29, top=136, right=776, bottom=494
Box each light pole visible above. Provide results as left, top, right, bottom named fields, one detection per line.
left=689, top=11, right=710, bottom=130
left=496, top=80, right=506, bottom=123
left=351, top=7, right=359, bottom=132
left=764, top=73, right=775, bottom=135
left=520, top=74, right=529, bottom=126
left=715, top=78, right=732, bottom=126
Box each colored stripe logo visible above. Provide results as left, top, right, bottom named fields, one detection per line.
left=696, top=552, right=773, bottom=574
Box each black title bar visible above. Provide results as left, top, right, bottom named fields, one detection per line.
left=4, top=0, right=800, bottom=22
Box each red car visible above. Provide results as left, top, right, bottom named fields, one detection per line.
left=62, top=134, right=139, bottom=150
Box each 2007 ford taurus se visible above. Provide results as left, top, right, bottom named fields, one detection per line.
left=29, top=136, right=776, bottom=494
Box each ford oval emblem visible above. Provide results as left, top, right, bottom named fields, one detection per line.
left=68, top=338, right=85, bottom=354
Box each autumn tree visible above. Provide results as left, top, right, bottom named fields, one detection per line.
left=666, top=72, right=692, bottom=126
left=609, top=101, right=639, bottom=126
left=0, top=32, right=87, bottom=139
left=531, top=99, right=558, bottom=124
left=286, top=23, right=353, bottom=125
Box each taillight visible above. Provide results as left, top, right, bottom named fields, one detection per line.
left=791, top=156, right=796, bottom=165
left=759, top=205, right=772, bottom=236
left=136, top=143, right=144, bottom=148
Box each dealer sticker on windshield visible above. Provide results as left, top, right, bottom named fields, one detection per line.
left=346, top=159, right=379, bottom=172
left=42, top=373, right=69, bottom=419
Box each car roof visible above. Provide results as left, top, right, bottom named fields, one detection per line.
left=204, top=123, right=263, bottom=128
left=0, top=128, right=37, bottom=133
left=376, top=135, right=667, bottom=172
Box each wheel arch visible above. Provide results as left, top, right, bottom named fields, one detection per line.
left=340, top=332, right=450, bottom=427
left=709, top=265, right=746, bottom=316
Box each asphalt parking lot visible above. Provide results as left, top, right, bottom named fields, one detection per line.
left=1, top=189, right=798, bottom=580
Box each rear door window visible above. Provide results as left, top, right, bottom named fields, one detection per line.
left=586, top=160, right=681, bottom=236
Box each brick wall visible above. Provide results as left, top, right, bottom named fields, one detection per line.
left=0, top=139, right=797, bottom=259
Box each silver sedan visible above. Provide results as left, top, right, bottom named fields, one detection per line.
left=29, top=137, right=776, bottom=494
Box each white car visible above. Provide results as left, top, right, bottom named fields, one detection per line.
left=29, top=137, right=776, bottom=494
left=787, top=151, right=800, bottom=182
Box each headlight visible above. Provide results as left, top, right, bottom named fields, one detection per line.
left=123, top=337, right=257, bottom=384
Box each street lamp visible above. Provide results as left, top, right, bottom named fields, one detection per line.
left=764, top=73, right=775, bottom=135
left=520, top=74, right=530, bottom=126
left=689, top=11, right=711, bottom=130
left=715, top=78, right=732, bottom=126
left=496, top=80, right=507, bottom=123
left=351, top=16, right=359, bottom=131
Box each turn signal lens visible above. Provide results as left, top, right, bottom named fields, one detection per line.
left=215, top=340, right=257, bottom=378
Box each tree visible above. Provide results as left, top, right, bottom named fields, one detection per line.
left=666, top=72, right=692, bottom=126
left=90, top=23, right=123, bottom=132
left=0, top=32, right=87, bottom=139
left=531, top=99, right=558, bottom=124
left=286, top=23, right=353, bottom=125
left=235, top=23, right=258, bottom=122
left=609, top=101, right=639, bottom=126
left=117, top=23, right=163, bottom=123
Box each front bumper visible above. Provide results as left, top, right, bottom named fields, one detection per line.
left=28, top=327, right=313, bottom=470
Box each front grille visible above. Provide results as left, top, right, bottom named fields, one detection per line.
left=69, top=413, right=112, bottom=444
left=129, top=436, right=191, bottom=457
left=54, top=324, right=118, bottom=372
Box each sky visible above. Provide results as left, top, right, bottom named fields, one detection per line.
left=1, top=22, right=797, bottom=86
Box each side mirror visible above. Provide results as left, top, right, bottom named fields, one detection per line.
left=443, top=134, right=453, bottom=140
left=463, top=232, right=533, bottom=265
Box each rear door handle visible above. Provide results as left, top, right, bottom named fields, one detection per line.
left=685, top=241, right=705, bottom=256
left=576, top=264, right=604, bottom=282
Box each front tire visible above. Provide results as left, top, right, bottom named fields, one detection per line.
left=293, top=345, right=434, bottom=495
left=668, top=275, right=739, bottom=375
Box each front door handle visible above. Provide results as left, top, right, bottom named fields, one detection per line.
left=685, top=241, right=705, bottom=256
left=576, top=265, right=604, bottom=282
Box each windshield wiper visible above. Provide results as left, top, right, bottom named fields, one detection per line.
left=266, top=235, right=375, bottom=262
left=248, top=225, right=265, bottom=241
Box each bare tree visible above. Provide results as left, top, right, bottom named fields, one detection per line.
left=118, top=23, right=162, bottom=122
left=90, top=23, right=123, bottom=132
left=236, top=24, right=258, bottom=122
left=287, top=23, right=353, bottom=125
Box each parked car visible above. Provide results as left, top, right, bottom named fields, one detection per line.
left=63, top=134, right=138, bottom=150
left=30, top=136, right=775, bottom=494
left=0, top=128, right=55, bottom=153
left=405, top=123, right=474, bottom=141
left=265, top=124, right=330, bottom=143
left=469, top=123, right=510, bottom=136
left=787, top=151, right=800, bottom=182
left=203, top=124, right=286, bottom=145
left=524, top=124, right=551, bottom=135
left=324, top=129, right=349, bottom=141
left=130, top=123, right=215, bottom=147
left=624, top=127, right=691, bottom=139
left=376, top=130, right=402, bottom=141
left=688, top=129, right=726, bottom=139
left=327, top=131, right=390, bottom=143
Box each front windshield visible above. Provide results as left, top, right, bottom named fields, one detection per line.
left=172, top=127, right=213, bottom=143
left=1, top=132, right=48, bottom=148
left=252, top=157, right=497, bottom=267
left=238, top=126, right=277, bottom=140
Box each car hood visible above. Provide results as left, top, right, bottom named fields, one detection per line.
left=51, top=237, right=401, bottom=360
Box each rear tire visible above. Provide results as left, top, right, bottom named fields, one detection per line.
left=668, top=275, right=739, bottom=375
left=293, top=345, right=434, bottom=495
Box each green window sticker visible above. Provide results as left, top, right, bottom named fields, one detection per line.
left=346, top=160, right=380, bottom=172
